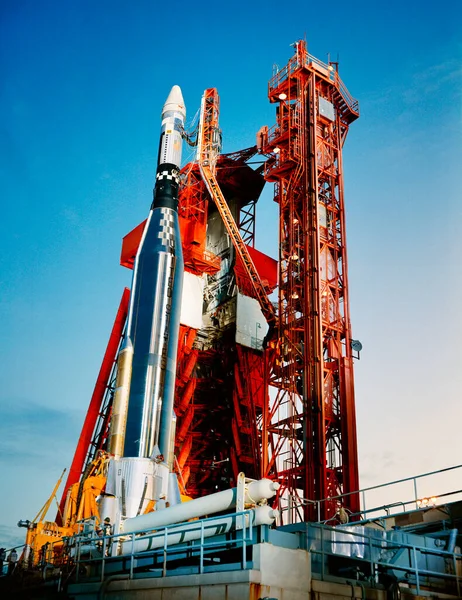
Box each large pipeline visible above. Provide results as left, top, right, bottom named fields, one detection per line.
left=120, top=506, right=278, bottom=555
left=123, top=478, right=279, bottom=534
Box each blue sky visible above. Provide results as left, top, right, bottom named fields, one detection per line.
left=1, top=0, right=461, bottom=547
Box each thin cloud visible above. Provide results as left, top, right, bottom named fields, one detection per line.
left=0, top=524, right=25, bottom=551
left=403, top=58, right=462, bottom=103
left=0, top=400, right=80, bottom=466
left=360, top=451, right=399, bottom=486
left=361, top=56, right=462, bottom=116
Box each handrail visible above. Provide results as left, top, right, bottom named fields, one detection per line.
left=308, top=521, right=462, bottom=596
left=281, top=464, right=462, bottom=524
left=352, top=488, right=462, bottom=525
left=69, top=513, right=461, bottom=596
left=334, top=463, right=462, bottom=500
left=335, top=73, right=359, bottom=114
left=73, top=509, right=255, bottom=582
left=268, top=51, right=359, bottom=118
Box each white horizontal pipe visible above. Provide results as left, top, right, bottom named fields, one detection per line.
left=123, top=478, right=279, bottom=534
left=121, top=506, right=278, bottom=555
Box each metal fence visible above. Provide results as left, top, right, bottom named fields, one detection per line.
left=73, top=509, right=255, bottom=582
left=307, top=521, right=462, bottom=597
left=281, top=464, right=462, bottom=525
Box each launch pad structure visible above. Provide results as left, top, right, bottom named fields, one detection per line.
left=60, top=39, right=361, bottom=525
left=4, top=41, right=462, bottom=600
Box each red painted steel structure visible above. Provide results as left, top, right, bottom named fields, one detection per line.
left=174, top=153, right=214, bottom=496
left=56, top=56, right=361, bottom=522
left=191, top=89, right=272, bottom=494
left=116, top=101, right=271, bottom=497
left=174, top=108, right=271, bottom=493
left=56, top=288, right=130, bottom=524
left=262, top=41, right=360, bottom=522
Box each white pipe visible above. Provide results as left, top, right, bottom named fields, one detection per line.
left=121, top=506, right=278, bottom=555
left=123, top=478, right=279, bottom=534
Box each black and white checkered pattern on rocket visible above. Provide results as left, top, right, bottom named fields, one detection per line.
left=156, top=170, right=180, bottom=184
left=158, top=208, right=176, bottom=247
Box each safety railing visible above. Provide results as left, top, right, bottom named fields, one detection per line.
left=2, top=544, right=25, bottom=576
left=268, top=54, right=299, bottom=92
left=202, top=249, right=221, bottom=269
left=307, top=521, right=462, bottom=597
left=185, top=246, right=221, bottom=273
left=268, top=51, right=359, bottom=118
left=282, top=464, right=462, bottom=525
left=73, top=509, right=255, bottom=582
left=334, top=72, right=360, bottom=115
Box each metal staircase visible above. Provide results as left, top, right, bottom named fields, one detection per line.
left=196, top=88, right=276, bottom=328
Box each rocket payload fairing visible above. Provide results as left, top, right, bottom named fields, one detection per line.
left=109, top=86, right=186, bottom=466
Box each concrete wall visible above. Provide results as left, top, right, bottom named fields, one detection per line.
left=311, top=580, right=387, bottom=600
left=68, top=543, right=311, bottom=600
left=67, top=543, right=449, bottom=600
left=69, top=576, right=393, bottom=600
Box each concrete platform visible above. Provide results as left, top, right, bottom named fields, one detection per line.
left=68, top=543, right=311, bottom=599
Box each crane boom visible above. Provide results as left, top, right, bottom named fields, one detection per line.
left=33, top=468, right=66, bottom=523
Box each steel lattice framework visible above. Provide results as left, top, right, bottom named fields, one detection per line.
left=262, top=41, right=360, bottom=522
left=173, top=89, right=269, bottom=496
left=57, top=50, right=361, bottom=524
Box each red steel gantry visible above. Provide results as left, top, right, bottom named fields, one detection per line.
left=173, top=89, right=276, bottom=497
left=112, top=89, right=276, bottom=499
left=262, top=40, right=360, bottom=522
left=57, top=44, right=361, bottom=524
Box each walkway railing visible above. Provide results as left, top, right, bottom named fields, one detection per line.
left=282, top=464, right=462, bottom=524
left=307, top=521, right=462, bottom=597
left=73, top=509, right=255, bottom=582
left=268, top=52, right=359, bottom=117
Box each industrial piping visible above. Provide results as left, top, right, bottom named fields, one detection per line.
left=123, top=478, right=280, bottom=534
left=121, top=506, right=278, bottom=555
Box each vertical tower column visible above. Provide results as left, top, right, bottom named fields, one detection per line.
left=263, top=41, right=360, bottom=522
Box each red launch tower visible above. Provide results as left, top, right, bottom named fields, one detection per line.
left=58, top=42, right=360, bottom=526
left=262, top=41, right=360, bottom=521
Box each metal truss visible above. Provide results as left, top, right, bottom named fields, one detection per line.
left=262, top=41, right=360, bottom=522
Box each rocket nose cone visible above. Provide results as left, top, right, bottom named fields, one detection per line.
left=163, top=85, right=186, bottom=119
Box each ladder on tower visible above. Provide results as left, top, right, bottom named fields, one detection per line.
left=196, top=88, right=276, bottom=327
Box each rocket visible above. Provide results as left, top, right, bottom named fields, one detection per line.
left=108, top=86, right=185, bottom=467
